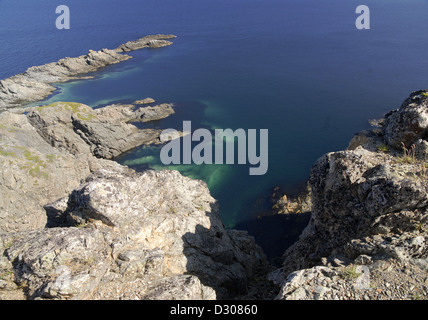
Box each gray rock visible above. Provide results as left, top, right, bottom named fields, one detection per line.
left=140, top=275, right=216, bottom=300
left=65, top=168, right=266, bottom=298
left=26, top=101, right=168, bottom=159
left=382, top=90, right=428, bottom=149
left=115, top=34, right=176, bottom=52
left=282, top=147, right=428, bottom=275
left=5, top=227, right=111, bottom=299
left=0, top=99, right=177, bottom=233
left=414, top=139, right=428, bottom=160
left=0, top=111, right=95, bottom=232
left=0, top=168, right=266, bottom=299
left=134, top=98, right=155, bottom=105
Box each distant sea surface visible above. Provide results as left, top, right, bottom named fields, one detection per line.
left=1, top=0, right=428, bottom=231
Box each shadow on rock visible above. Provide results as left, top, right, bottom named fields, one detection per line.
left=182, top=203, right=268, bottom=299
left=235, top=212, right=311, bottom=265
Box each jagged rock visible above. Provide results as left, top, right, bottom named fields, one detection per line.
left=0, top=100, right=176, bottom=233
left=347, top=129, right=384, bottom=152
left=138, top=104, right=175, bottom=122
left=382, top=90, right=428, bottom=149
left=277, top=250, right=428, bottom=300
left=2, top=225, right=215, bottom=300
left=4, top=227, right=111, bottom=299
left=270, top=185, right=312, bottom=215
left=0, top=112, right=95, bottom=232
left=0, top=33, right=269, bottom=301
left=96, top=102, right=175, bottom=123
left=68, top=169, right=265, bottom=298
left=0, top=50, right=131, bottom=111
left=282, top=147, right=428, bottom=276
left=276, top=266, right=339, bottom=300
left=414, top=139, right=428, bottom=160
left=140, top=275, right=217, bottom=300
left=0, top=96, right=266, bottom=299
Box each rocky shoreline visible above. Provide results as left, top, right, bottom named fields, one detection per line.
left=0, top=34, right=427, bottom=300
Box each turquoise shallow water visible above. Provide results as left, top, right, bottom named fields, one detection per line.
left=1, top=1, right=428, bottom=236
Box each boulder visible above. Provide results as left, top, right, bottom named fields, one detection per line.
left=382, top=90, right=428, bottom=149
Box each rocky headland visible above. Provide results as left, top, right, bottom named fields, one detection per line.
left=0, top=34, right=176, bottom=112
left=0, top=34, right=427, bottom=300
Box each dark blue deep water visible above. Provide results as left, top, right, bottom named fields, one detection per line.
left=1, top=1, right=428, bottom=236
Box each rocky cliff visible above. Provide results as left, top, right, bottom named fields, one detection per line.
left=276, top=90, right=428, bottom=300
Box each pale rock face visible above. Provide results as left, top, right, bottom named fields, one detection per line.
left=0, top=33, right=268, bottom=300
left=0, top=168, right=266, bottom=300
left=0, top=111, right=95, bottom=232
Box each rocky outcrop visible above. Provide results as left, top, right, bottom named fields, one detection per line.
left=26, top=101, right=174, bottom=159
left=96, top=102, right=175, bottom=124
left=277, top=90, right=428, bottom=300
left=114, top=34, right=176, bottom=52
left=0, top=35, right=175, bottom=111
left=0, top=101, right=175, bottom=233
left=0, top=110, right=96, bottom=233
left=1, top=168, right=265, bottom=300
left=3, top=30, right=427, bottom=300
